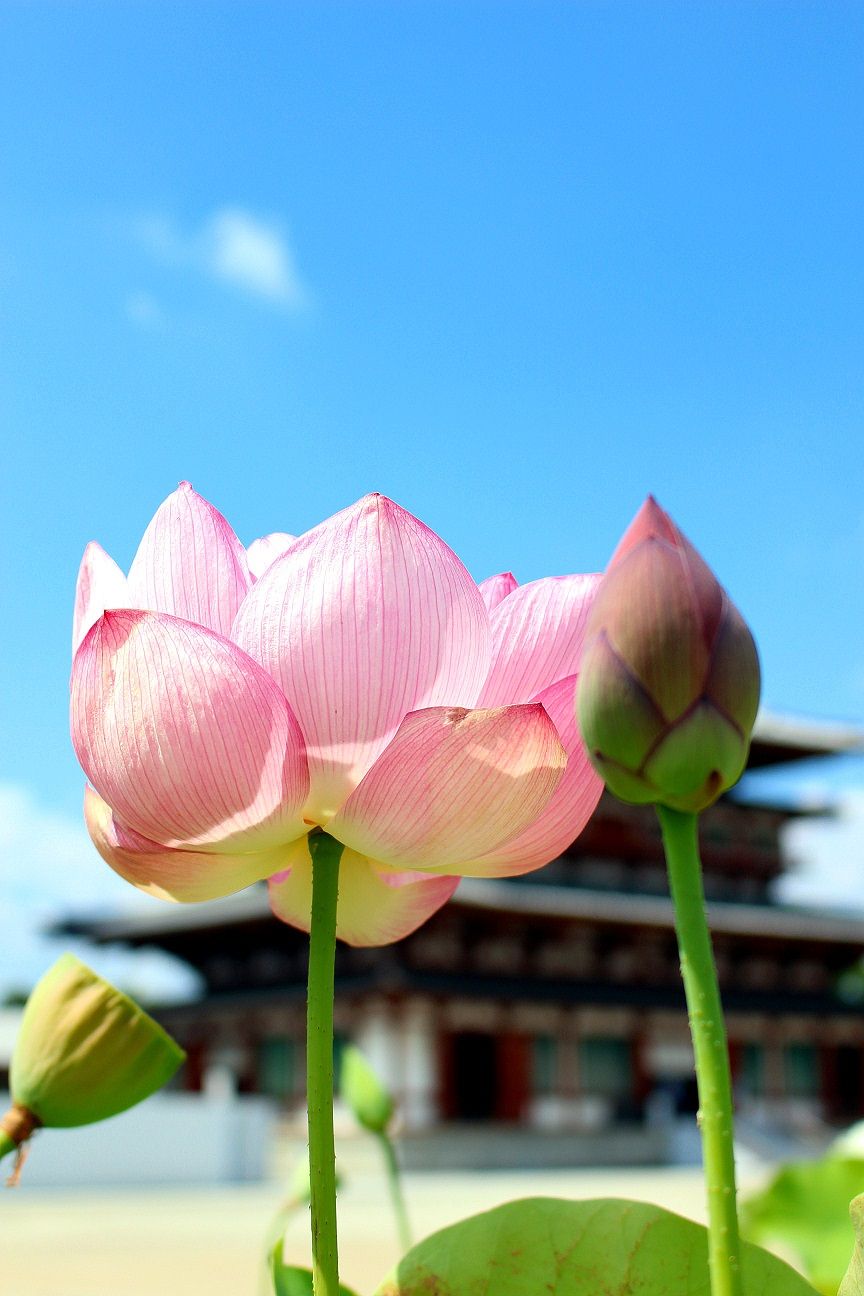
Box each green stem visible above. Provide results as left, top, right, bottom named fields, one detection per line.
left=657, top=805, right=743, bottom=1296
left=0, top=1131, right=15, bottom=1164
left=306, top=832, right=343, bottom=1296
left=377, top=1131, right=412, bottom=1253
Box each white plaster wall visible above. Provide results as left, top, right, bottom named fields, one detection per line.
left=0, top=1091, right=278, bottom=1187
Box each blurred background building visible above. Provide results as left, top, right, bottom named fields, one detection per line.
left=55, top=711, right=864, bottom=1168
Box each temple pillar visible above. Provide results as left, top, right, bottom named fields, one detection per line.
left=202, top=1040, right=245, bottom=1099
left=401, top=998, right=438, bottom=1129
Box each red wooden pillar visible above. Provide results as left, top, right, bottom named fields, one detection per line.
left=496, top=1033, right=529, bottom=1122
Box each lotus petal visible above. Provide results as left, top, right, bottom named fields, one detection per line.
left=268, top=837, right=459, bottom=947
left=233, top=494, right=492, bottom=823
left=450, top=675, right=603, bottom=876
left=577, top=631, right=667, bottom=768
left=327, top=703, right=565, bottom=871
left=478, top=571, right=518, bottom=613
left=84, top=787, right=287, bottom=902
left=592, top=539, right=714, bottom=720
left=71, top=610, right=309, bottom=850
left=73, top=542, right=129, bottom=655
left=478, top=574, right=601, bottom=706
left=246, top=532, right=296, bottom=581
left=127, top=482, right=251, bottom=636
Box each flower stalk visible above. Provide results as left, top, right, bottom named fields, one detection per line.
left=306, top=832, right=343, bottom=1296
left=658, top=805, right=743, bottom=1296
left=0, top=1127, right=23, bottom=1188
left=377, top=1130, right=412, bottom=1253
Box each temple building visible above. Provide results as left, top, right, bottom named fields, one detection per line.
left=57, top=712, right=864, bottom=1165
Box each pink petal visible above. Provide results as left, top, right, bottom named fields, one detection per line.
left=232, top=494, right=492, bottom=823
left=478, top=573, right=601, bottom=706
left=73, top=542, right=129, bottom=655
left=455, top=675, right=603, bottom=876
left=327, top=703, right=565, bottom=870
left=84, top=786, right=287, bottom=902
left=127, top=482, right=252, bottom=636
left=268, top=837, right=459, bottom=947
left=71, top=610, right=309, bottom=851
left=246, top=532, right=296, bottom=581
left=478, top=571, right=518, bottom=613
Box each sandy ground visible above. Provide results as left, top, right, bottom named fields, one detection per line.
left=0, top=1164, right=771, bottom=1296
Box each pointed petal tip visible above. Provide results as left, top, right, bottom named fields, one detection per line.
left=610, top=497, right=682, bottom=567
left=478, top=571, right=519, bottom=613
left=634, top=495, right=677, bottom=535
left=127, top=483, right=251, bottom=635
left=98, top=606, right=149, bottom=636
left=233, top=493, right=491, bottom=817
left=73, top=542, right=130, bottom=656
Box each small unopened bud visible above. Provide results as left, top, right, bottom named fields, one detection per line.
left=340, top=1045, right=394, bottom=1135
left=3, top=954, right=184, bottom=1163
left=577, top=497, right=760, bottom=813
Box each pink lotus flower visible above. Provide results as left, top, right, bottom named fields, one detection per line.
left=71, top=485, right=602, bottom=946
left=577, top=496, right=761, bottom=812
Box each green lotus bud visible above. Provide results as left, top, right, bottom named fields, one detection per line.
left=577, top=497, right=760, bottom=813
left=0, top=954, right=184, bottom=1176
left=340, top=1045, right=394, bottom=1135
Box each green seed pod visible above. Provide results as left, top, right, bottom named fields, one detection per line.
left=9, top=953, right=185, bottom=1129
left=577, top=497, right=761, bottom=813
left=340, top=1045, right=394, bottom=1135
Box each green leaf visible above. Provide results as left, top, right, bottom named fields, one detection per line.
left=741, top=1156, right=864, bottom=1295
left=839, top=1193, right=864, bottom=1295
left=268, top=1258, right=359, bottom=1296
left=340, top=1045, right=394, bottom=1134
left=373, top=1197, right=819, bottom=1295
left=257, top=1198, right=306, bottom=1296
left=258, top=1158, right=347, bottom=1296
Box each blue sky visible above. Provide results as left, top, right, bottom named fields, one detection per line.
left=1, top=2, right=863, bottom=992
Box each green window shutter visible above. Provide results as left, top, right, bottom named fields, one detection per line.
left=258, top=1037, right=296, bottom=1100
left=579, top=1037, right=631, bottom=1099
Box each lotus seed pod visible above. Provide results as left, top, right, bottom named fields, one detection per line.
left=9, top=953, right=185, bottom=1129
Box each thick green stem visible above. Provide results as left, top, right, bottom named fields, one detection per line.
left=306, top=832, right=343, bottom=1296
left=377, top=1131, right=412, bottom=1253
left=657, top=805, right=743, bottom=1296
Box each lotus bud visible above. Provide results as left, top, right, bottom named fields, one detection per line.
left=0, top=954, right=184, bottom=1180
left=340, top=1045, right=394, bottom=1135
left=577, top=497, right=760, bottom=813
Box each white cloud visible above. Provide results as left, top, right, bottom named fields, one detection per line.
left=205, top=209, right=304, bottom=303
left=0, top=783, right=199, bottom=1004
left=780, top=787, right=864, bottom=909
left=133, top=206, right=307, bottom=308
left=124, top=290, right=165, bottom=329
